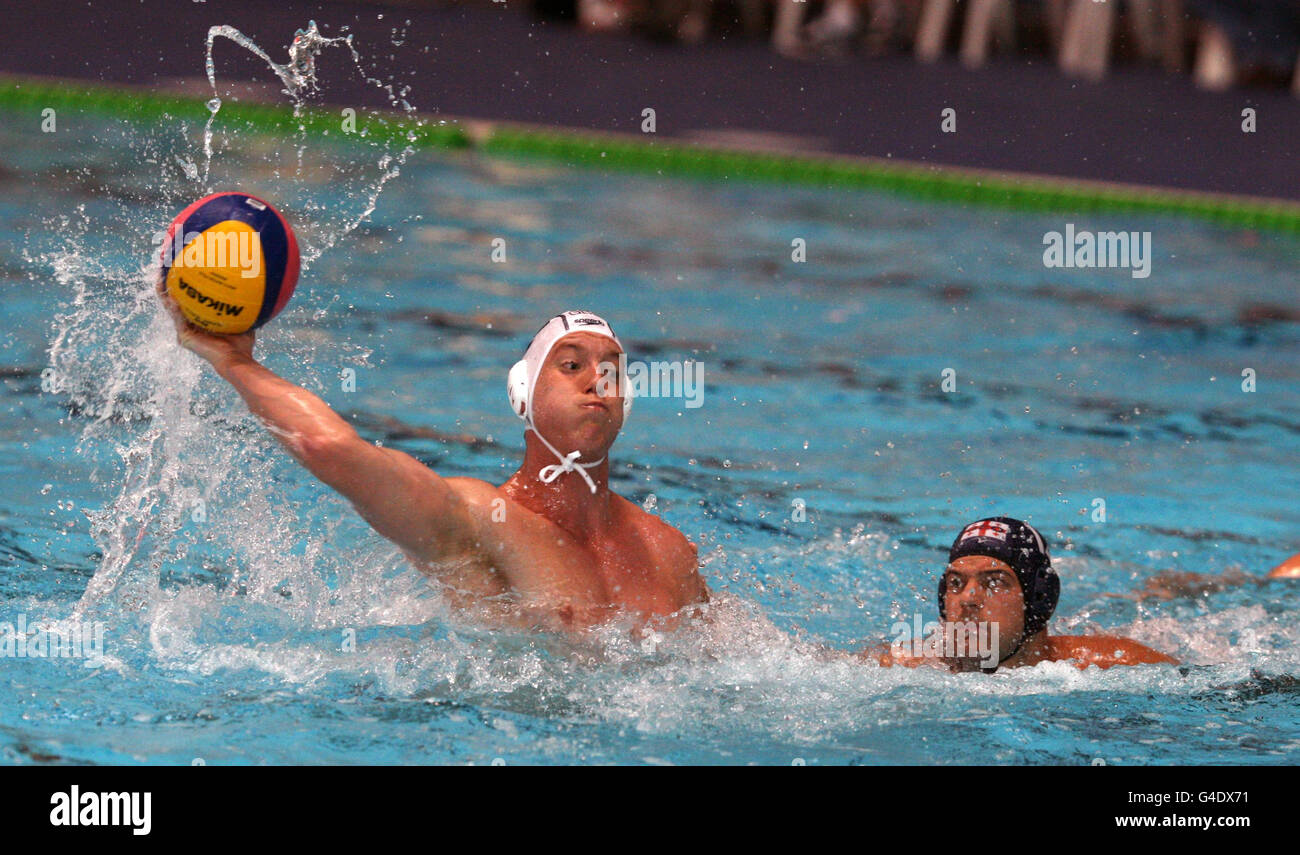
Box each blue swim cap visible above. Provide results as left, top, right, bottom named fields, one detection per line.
left=938, top=517, right=1060, bottom=658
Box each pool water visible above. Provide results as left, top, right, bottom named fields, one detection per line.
left=1, top=106, right=1298, bottom=765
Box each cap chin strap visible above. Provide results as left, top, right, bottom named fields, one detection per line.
left=995, top=632, right=1027, bottom=668
left=988, top=620, right=1045, bottom=671
left=526, top=415, right=603, bottom=494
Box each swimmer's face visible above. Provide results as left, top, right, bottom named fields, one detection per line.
left=530, top=332, right=625, bottom=455
left=942, top=556, right=1025, bottom=661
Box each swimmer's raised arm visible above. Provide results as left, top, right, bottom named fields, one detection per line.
left=222, top=355, right=479, bottom=562
left=163, top=301, right=710, bottom=628
left=159, top=286, right=478, bottom=565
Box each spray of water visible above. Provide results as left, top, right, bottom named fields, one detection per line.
left=204, top=21, right=351, bottom=180
left=34, top=21, right=429, bottom=677
left=202, top=21, right=420, bottom=267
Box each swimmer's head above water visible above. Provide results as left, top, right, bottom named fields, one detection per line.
left=507, top=310, right=630, bottom=493
left=939, top=517, right=1059, bottom=670
left=903, top=516, right=1175, bottom=670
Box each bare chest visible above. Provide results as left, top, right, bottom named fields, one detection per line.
left=495, top=520, right=690, bottom=626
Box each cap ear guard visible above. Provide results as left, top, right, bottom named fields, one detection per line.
left=594, top=353, right=633, bottom=420
left=1022, top=568, right=1059, bottom=638
left=507, top=359, right=529, bottom=420
left=614, top=361, right=633, bottom=419
left=507, top=357, right=633, bottom=421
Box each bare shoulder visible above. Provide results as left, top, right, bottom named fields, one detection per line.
left=1050, top=635, right=1178, bottom=669
left=615, top=494, right=697, bottom=555
left=439, top=477, right=533, bottom=545
left=1268, top=552, right=1300, bottom=578
left=615, top=494, right=706, bottom=599
left=868, top=643, right=919, bottom=668
left=442, top=476, right=507, bottom=509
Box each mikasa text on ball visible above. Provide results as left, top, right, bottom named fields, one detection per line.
left=160, top=192, right=300, bottom=335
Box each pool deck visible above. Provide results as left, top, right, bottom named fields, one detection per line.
left=3, top=0, right=1299, bottom=201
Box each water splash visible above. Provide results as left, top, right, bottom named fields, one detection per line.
left=199, top=20, right=420, bottom=268
left=202, top=21, right=356, bottom=179
left=33, top=20, right=426, bottom=667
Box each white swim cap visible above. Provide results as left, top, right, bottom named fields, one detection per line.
left=506, top=310, right=629, bottom=493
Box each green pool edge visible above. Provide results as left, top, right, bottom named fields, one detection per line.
left=4, top=74, right=1299, bottom=234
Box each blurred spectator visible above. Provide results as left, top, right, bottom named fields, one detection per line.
left=1187, top=0, right=1300, bottom=70
left=577, top=0, right=634, bottom=32
left=775, top=0, right=900, bottom=57
left=529, top=0, right=1300, bottom=93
